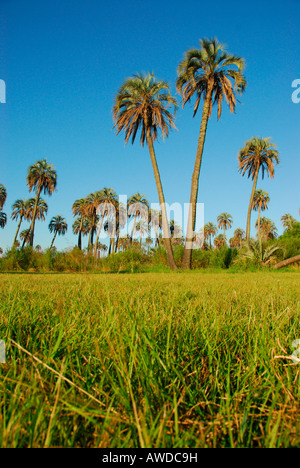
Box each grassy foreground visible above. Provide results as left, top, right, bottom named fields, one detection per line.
left=0, top=271, right=300, bottom=448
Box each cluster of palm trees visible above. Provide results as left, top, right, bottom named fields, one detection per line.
left=1, top=37, right=299, bottom=268
left=0, top=160, right=68, bottom=250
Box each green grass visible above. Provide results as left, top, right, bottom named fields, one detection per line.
left=0, top=271, right=300, bottom=447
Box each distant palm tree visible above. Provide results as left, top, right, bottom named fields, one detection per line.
left=204, top=222, right=218, bottom=249
left=72, top=216, right=89, bottom=249
left=84, top=192, right=103, bottom=248
left=281, top=213, right=296, bottom=232
left=48, top=215, right=68, bottom=249
left=93, top=188, right=118, bottom=257
left=11, top=199, right=28, bottom=246
left=232, top=228, right=245, bottom=248
left=113, top=72, right=178, bottom=270
left=20, top=228, right=31, bottom=248
left=252, top=189, right=270, bottom=240
left=256, top=217, right=277, bottom=241
left=214, top=233, right=226, bottom=250
left=217, top=213, right=233, bottom=241
left=176, top=38, right=246, bottom=269
left=0, top=185, right=7, bottom=210
left=0, top=211, right=7, bottom=229
left=72, top=198, right=89, bottom=250
left=27, top=159, right=57, bottom=246
left=238, top=137, right=279, bottom=241
left=127, top=193, right=149, bottom=243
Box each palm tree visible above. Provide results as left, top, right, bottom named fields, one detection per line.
left=72, top=198, right=89, bottom=250
left=127, top=193, right=149, bottom=242
left=26, top=159, right=57, bottom=246
left=217, top=213, right=233, bottom=241
left=113, top=72, right=178, bottom=270
left=214, top=233, right=226, bottom=250
left=0, top=185, right=7, bottom=210
left=84, top=192, right=103, bottom=248
left=204, top=222, right=218, bottom=249
left=256, top=217, right=277, bottom=241
left=93, top=188, right=118, bottom=257
left=20, top=228, right=31, bottom=248
left=252, top=189, right=270, bottom=240
left=238, top=137, right=279, bottom=241
left=232, top=228, right=245, bottom=248
left=48, top=215, right=68, bottom=249
left=148, top=209, right=162, bottom=247
left=176, top=38, right=246, bottom=269
left=238, top=239, right=281, bottom=267
left=281, top=213, right=296, bottom=232
left=0, top=211, right=7, bottom=229
left=72, top=216, right=89, bottom=249
left=11, top=199, right=28, bottom=246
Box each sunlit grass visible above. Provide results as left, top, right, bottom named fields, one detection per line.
left=0, top=272, right=299, bottom=447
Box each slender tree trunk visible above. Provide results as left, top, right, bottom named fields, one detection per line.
left=29, top=186, right=42, bottom=247
left=94, top=207, right=107, bottom=257
left=181, top=84, right=213, bottom=270
left=50, top=231, right=57, bottom=249
left=146, top=130, right=177, bottom=270
left=12, top=216, right=23, bottom=247
left=246, top=167, right=259, bottom=241
left=78, top=217, right=83, bottom=250
left=223, top=225, right=226, bottom=241
left=257, top=202, right=262, bottom=242
left=209, top=234, right=212, bottom=249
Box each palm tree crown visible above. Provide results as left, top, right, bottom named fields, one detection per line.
left=0, top=184, right=7, bottom=210
left=217, top=212, right=233, bottom=240
left=113, top=72, right=177, bottom=146
left=176, top=37, right=246, bottom=120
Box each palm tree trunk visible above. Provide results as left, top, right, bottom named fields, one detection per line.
left=12, top=216, right=23, bottom=247
left=50, top=231, right=57, bottom=249
left=146, top=130, right=177, bottom=270
left=223, top=225, right=226, bottom=241
left=246, top=167, right=259, bottom=241
left=181, top=84, right=213, bottom=270
left=257, top=202, right=262, bottom=242
left=273, top=255, right=300, bottom=270
left=29, top=186, right=42, bottom=247
left=94, top=207, right=107, bottom=257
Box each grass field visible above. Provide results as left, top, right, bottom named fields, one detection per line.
left=0, top=271, right=300, bottom=448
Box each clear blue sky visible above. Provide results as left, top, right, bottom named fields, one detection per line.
left=0, top=0, right=299, bottom=250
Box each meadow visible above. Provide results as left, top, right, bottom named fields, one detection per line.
left=0, top=271, right=300, bottom=448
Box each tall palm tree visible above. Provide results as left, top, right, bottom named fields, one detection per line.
left=238, top=137, right=279, bottom=241
left=217, top=213, right=233, bottom=241
left=48, top=215, right=68, bottom=249
left=176, top=38, right=246, bottom=269
left=0, top=185, right=7, bottom=210
left=113, top=72, right=178, bottom=270
left=204, top=222, right=218, bottom=249
left=93, top=188, right=118, bottom=257
left=84, top=192, right=103, bottom=248
left=252, top=189, right=270, bottom=241
left=26, top=159, right=57, bottom=246
left=0, top=211, right=7, bottom=229
left=281, top=213, right=296, bottom=232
